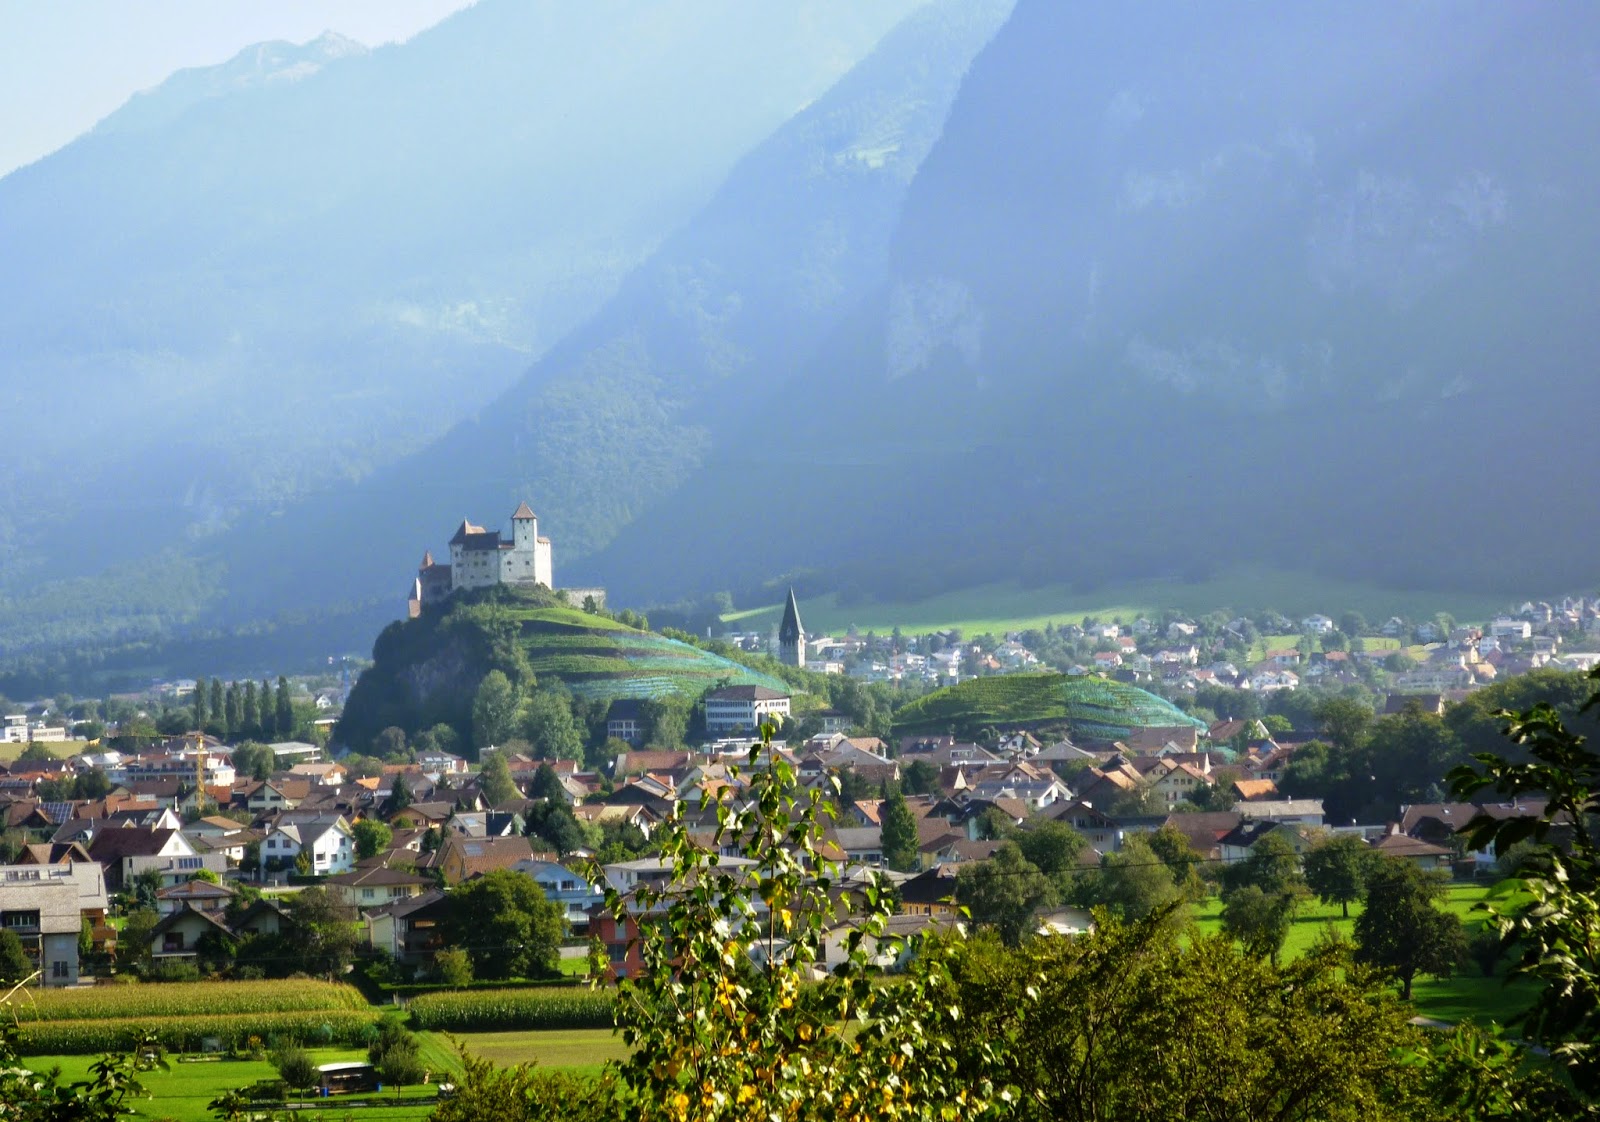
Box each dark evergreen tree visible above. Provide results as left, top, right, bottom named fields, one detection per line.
left=192, top=677, right=208, bottom=731
left=880, top=784, right=920, bottom=873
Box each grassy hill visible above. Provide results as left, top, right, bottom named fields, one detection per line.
left=894, top=672, right=1208, bottom=741
left=337, top=586, right=788, bottom=749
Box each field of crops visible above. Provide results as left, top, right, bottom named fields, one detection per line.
left=7, top=979, right=366, bottom=1023
left=407, top=987, right=614, bottom=1032
left=15, top=1009, right=379, bottom=1055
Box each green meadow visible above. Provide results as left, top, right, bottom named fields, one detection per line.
left=724, top=568, right=1510, bottom=638
left=1191, top=882, right=1535, bottom=1027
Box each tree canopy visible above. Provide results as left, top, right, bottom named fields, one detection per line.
left=1354, top=856, right=1465, bottom=1000
left=443, top=869, right=565, bottom=980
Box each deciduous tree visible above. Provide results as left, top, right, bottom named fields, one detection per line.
left=479, top=749, right=520, bottom=806
left=443, top=868, right=564, bottom=980
left=956, top=842, right=1056, bottom=945
left=1222, top=884, right=1295, bottom=964
left=1354, top=856, right=1465, bottom=999
left=1303, top=833, right=1376, bottom=918
left=351, top=818, right=392, bottom=861
left=472, top=670, right=520, bottom=752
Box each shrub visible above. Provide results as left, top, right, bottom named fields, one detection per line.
left=1468, top=929, right=1504, bottom=977
left=272, top=1042, right=316, bottom=1092
left=434, top=947, right=473, bottom=988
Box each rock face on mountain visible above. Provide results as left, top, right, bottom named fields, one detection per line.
left=591, top=0, right=1600, bottom=603
left=0, top=0, right=918, bottom=591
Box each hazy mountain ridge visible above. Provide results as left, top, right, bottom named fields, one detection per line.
left=0, top=0, right=921, bottom=592
left=92, top=31, right=370, bottom=139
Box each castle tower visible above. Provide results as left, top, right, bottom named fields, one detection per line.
left=509, top=500, right=553, bottom=587
left=511, top=502, right=537, bottom=551
left=779, top=587, right=805, bottom=668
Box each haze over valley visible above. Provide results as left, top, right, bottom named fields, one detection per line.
left=2, top=0, right=1597, bottom=688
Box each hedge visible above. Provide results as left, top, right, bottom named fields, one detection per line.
left=406, top=987, right=614, bottom=1032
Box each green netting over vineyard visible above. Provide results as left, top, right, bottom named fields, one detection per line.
left=1057, top=677, right=1209, bottom=739
left=894, top=671, right=1207, bottom=740
left=519, top=624, right=788, bottom=703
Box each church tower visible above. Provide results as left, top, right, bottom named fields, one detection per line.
left=779, top=587, right=806, bottom=668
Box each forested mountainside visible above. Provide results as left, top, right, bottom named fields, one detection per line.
left=184, top=0, right=1013, bottom=623
left=590, top=0, right=1600, bottom=604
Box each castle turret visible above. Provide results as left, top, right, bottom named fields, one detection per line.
left=511, top=502, right=537, bottom=551
left=779, top=587, right=805, bottom=668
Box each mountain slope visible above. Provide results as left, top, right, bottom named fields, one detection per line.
left=0, top=0, right=919, bottom=592
left=591, top=0, right=1600, bottom=605
left=204, top=0, right=1013, bottom=624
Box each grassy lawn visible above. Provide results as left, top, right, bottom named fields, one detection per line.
left=429, top=1028, right=628, bottom=1075
left=722, top=568, right=1506, bottom=639
left=29, top=1030, right=629, bottom=1119
left=40, top=1047, right=440, bottom=1122
left=1192, top=882, right=1533, bottom=1026
left=0, top=740, right=85, bottom=763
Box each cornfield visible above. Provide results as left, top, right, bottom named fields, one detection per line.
left=407, top=987, right=614, bottom=1032
left=13, top=1009, right=379, bottom=1055
left=5, top=980, right=366, bottom=1023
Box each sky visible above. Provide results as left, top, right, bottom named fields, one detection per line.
left=0, top=0, right=474, bottom=178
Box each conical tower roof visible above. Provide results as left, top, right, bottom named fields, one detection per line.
left=779, top=587, right=804, bottom=643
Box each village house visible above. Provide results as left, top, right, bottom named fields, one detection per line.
left=259, top=814, right=355, bottom=876
left=0, top=861, right=107, bottom=985
left=325, top=864, right=434, bottom=910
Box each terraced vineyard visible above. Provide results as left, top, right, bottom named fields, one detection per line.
left=894, top=672, right=1208, bottom=741
left=505, top=601, right=788, bottom=702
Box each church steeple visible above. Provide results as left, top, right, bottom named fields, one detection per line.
left=779, top=587, right=805, bottom=668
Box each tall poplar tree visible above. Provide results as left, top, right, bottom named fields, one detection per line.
left=224, top=682, right=242, bottom=738
left=209, top=679, right=225, bottom=735
left=259, top=678, right=275, bottom=738
left=242, top=681, right=260, bottom=739
left=192, top=677, right=208, bottom=731
left=276, top=677, right=294, bottom=741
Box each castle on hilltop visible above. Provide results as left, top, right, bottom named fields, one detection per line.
left=409, top=502, right=582, bottom=618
